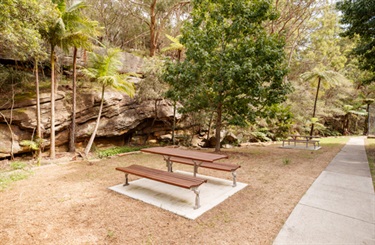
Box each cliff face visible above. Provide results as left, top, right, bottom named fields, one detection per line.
left=0, top=88, right=179, bottom=158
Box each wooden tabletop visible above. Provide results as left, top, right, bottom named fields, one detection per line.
left=141, top=147, right=228, bottom=162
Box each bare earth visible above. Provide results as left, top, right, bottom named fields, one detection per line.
left=0, top=140, right=347, bottom=244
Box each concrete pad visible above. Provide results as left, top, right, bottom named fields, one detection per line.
left=300, top=183, right=375, bottom=223
left=109, top=171, right=247, bottom=220
left=273, top=204, right=375, bottom=244
left=274, top=137, right=375, bottom=244
left=281, top=145, right=321, bottom=150
left=313, top=171, right=374, bottom=194
left=326, top=161, right=371, bottom=177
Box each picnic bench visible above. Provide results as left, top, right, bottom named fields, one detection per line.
left=141, top=147, right=240, bottom=187
left=282, top=135, right=321, bottom=149
left=116, top=164, right=207, bottom=209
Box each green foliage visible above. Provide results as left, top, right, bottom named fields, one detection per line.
left=337, top=0, right=375, bottom=82
left=10, top=161, right=27, bottom=170
left=0, top=0, right=57, bottom=59
left=0, top=170, right=32, bottom=191
left=97, top=146, right=143, bottom=158
left=164, top=0, right=290, bottom=126
left=250, top=131, right=272, bottom=142
left=282, top=158, right=291, bottom=165
left=20, top=138, right=45, bottom=151
left=84, top=48, right=135, bottom=95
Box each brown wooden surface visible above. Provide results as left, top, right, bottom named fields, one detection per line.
left=115, top=165, right=207, bottom=189
left=141, top=147, right=228, bottom=162
left=169, top=157, right=240, bottom=172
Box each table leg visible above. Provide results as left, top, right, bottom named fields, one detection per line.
left=123, top=173, right=129, bottom=186
left=192, top=187, right=200, bottom=209
left=163, top=156, right=173, bottom=172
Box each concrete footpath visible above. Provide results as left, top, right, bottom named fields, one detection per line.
left=274, top=137, right=375, bottom=244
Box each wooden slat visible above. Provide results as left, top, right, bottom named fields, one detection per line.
left=169, top=157, right=240, bottom=172
left=141, top=147, right=228, bottom=162
left=115, top=165, right=207, bottom=189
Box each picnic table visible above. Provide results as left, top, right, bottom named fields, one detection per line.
left=115, top=147, right=239, bottom=209
left=282, top=135, right=321, bottom=149
left=141, top=147, right=240, bottom=186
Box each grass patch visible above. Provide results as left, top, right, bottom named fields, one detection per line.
left=282, top=158, right=291, bottom=165
left=97, top=146, right=144, bottom=159
left=10, top=161, right=27, bottom=170
left=0, top=170, right=32, bottom=191
left=319, top=136, right=350, bottom=145
left=365, top=138, right=375, bottom=189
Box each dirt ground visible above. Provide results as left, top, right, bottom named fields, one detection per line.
left=0, top=139, right=348, bottom=244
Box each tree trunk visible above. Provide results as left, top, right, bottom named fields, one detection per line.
left=149, top=0, right=157, bottom=57
left=50, top=45, right=56, bottom=159
left=172, top=100, right=176, bottom=145
left=310, top=77, right=321, bottom=136
left=84, top=84, right=106, bottom=157
left=215, top=103, right=222, bottom=152
left=69, top=47, right=78, bottom=152
left=364, top=103, right=370, bottom=135
left=35, top=60, right=42, bottom=165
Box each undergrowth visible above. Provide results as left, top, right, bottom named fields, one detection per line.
left=0, top=169, right=33, bottom=191
left=97, top=146, right=144, bottom=159
left=365, top=138, right=375, bottom=189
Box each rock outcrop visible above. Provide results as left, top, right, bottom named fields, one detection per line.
left=0, top=87, right=180, bottom=158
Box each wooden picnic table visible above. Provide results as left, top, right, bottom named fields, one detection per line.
left=289, top=135, right=321, bottom=140
left=283, top=135, right=321, bottom=149
left=141, top=147, right=228, bottom=175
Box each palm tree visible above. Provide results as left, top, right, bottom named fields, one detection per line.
left=60, top=1, right=101, bottom=153
left=83, top=48, right=135, bottom=157
left=301, top=68, right=349, bottom=136
left=44, top=0, right=100, bottom=158
left=43, top=0, right=75, bottom=158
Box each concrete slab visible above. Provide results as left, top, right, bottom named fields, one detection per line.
left=274, top=137, right=375, bottom=244
left=281, top=145, right=321, bottom=150
left=109, top=171, right=247, bottom=220
left=273, top=204, right=375, bottom=244
left=314, top=171, right=374, bottom=194
left=300, top=183, right=375, bottom=223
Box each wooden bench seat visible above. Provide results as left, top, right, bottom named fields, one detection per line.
left=115, top=164, right=207, bottom=209
left=168, top=157, right=240, bottom=187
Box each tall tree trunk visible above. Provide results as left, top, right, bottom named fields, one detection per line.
left=172, top=100, right=176, bottom=145
left=69, top=47, right=78, bottom=152
left=35, top=59, right=42, bottom=165
left=215, top=103, right=222, bottom=152
left=149, top=0, right=157, bottom=57
left=310, top=77, right=321, bottom=136
left=84, top=84, right=105, bottom=157
left=50, top=45, right=56, bottom=159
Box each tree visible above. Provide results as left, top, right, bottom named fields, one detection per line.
left=1, top=0, right=56, bottom=161
left=164, top=0, right=289, bottom=152
left=43, top=0, right=99, bottom=158
left=60, top=0, right=101, bottom=153
left=0, top=0, right=56, bottom=59
left=124, top=0, right=190, bottom=56
left=337, top=0, right=375, bottom=82
left=162, top=34, right=184, bottom=144
left=83, top=48, right=135, bottom=157
left=301, top=69, right=348, bottom=135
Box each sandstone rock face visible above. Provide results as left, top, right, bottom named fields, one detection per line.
left=0, top=87, right=180, bottom=158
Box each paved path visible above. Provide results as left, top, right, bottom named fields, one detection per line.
left=274, top=137, right=375, bottom=244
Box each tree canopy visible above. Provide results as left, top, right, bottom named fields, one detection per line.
left=164, top=0, right=290, bottom=151
left=337, top=0, right=375, bottom=82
